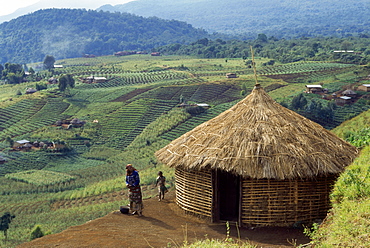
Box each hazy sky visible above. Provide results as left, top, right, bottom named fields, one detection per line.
left=0, top=0, right=133, bottom=16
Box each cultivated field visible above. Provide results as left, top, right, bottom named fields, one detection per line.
left=0, top=55, right=369, bottom=247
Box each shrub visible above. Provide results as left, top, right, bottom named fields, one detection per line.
left=30, top=225, right=44, bottom=240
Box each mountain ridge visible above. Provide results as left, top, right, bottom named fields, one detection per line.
left=98, top=0, right=370, bottom=37
left=0, top=8, right=208, bottom=64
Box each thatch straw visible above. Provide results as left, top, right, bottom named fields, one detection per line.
left=155, top=84, right=358, bottom=180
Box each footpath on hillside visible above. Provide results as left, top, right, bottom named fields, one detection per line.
left=17, top=191, right=310, bottom=248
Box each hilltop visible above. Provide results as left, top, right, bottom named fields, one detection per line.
left=0, top=8, right=208, bottom=64
left=16, top=191, right=310, bottom=247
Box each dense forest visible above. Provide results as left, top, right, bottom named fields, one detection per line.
left=99, top=0, right=370, bottom=37
left=0, top=8, right=209, bottom=64
left=156, top=35, right=370, bottom=65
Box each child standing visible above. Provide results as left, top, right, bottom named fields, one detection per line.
left=155, top=171, right=167, bottom=201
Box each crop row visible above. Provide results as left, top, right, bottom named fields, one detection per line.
left=116, top=99, right=178, bottom=149
left=5, top=170, right=75, bottom=186
left=0, top=98, right=70, bottom=141
left=0, top=99, right=45, bottom=128
left=191, top=69, right=249, bottom=77
left=77, top=71, right=189, bottom=89
left=258, top=62, right=355, bottom=75
left=160, top=100, right=238, bottom=141
left=96, top=99, right=178, bottom=148
left=96, top=99, right=153, bottom=147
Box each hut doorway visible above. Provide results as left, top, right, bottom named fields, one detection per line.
left=216, top=170, right=240, bottom=222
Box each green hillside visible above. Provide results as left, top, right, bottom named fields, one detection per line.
left=0, top=54, right=369, bottom=247
left=308, top=111, right=370, bottom=247
left=0, top=8, right=208, bottom=64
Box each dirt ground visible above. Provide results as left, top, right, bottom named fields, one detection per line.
left=17, top=191, right=310, bottom=248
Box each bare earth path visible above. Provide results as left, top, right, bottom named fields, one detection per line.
left=17, top=191, right=310, bottom=248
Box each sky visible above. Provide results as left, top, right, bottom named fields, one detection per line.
left=0, top=0, right=133, bottom=16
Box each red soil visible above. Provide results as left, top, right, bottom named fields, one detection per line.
left=17, top=191, right=310, bottom=248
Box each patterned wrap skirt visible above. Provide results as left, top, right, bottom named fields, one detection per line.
left=128, top=185, right=143, bottom=211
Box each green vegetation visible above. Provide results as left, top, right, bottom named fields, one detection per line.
left=0, top=9, right=208, bottom=64
left=1, top=6, right=370, bottom=66
left=157, top=37, right=370, bottom=64
left=0, top=54, right=369, bottom=247
left=308, top=146, right=370, bottom=247
left=103, top=0, right=370, bottom=37
left=5, top=170, right=76, bottom=186
left=304, top=109, right=370, bottom=247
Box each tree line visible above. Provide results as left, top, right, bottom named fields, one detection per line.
left=0, top=55, right=74, bottom=93
left=156, top=34, right=370, bottom=65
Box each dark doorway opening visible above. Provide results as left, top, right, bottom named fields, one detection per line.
left=217, top=170, right=240, bottom=221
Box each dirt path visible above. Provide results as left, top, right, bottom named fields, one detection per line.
left=17, top=191, right=310, bottom=248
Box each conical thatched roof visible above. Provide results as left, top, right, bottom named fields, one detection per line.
left=155, top=84, right=358, bottom=180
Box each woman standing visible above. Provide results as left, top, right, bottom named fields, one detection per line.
left=125, top=164, right=143, bottom=216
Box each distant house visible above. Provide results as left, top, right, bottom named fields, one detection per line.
left=26, top=88, right=37, bottom=94
left=114, top=51, right=136, bottom=56
left=70, top=118, right=86, bottom=127
left=226, top=73, right=237, bottom=78
left=335, top=96, right=352, bottom=105
left=151, top=52, right=161, bottom=56
left=358, top=84, right=370, bottom=92
left=196, top=103, right=210, bottom=108
left=178, top=103, right=210, bottom=109
left=53, top=65, right=63, bottom=68
left=333, top=50, right=354, bottom=53
left=85, top=76, right=107, bottom=83
left=48, top=77, right=58, bottom=84
left=94, top=77, right=107, bottom=83
left=13, top=140, right=30, bottom=149
left=305, top=85, right=327, bottom=94
left=0, top=156, right=6, bottom=164
left=83, top=54, right=96, bottom=58
left=342, top=89, right=357, bottom=97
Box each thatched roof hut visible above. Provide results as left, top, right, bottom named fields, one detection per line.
left=155, top=84, right=358, bottom=227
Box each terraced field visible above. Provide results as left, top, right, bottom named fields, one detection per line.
left=0, top=55, right=369, bottom=248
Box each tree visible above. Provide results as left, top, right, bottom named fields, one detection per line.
left=341, top=41, right=352, bottom=51
left=291, top=93, right=307, bottom=110
left=0, top=64, right=3, bottom=79
left=6, top=72, right=23, bottom=84
left=30, top=225, right=44, bottom=240
left=58, top=74, right=75, bottom=92
left=257, top=33, right=268, bottom=42
left=58, top=76, right=67, bottom=92
left=28, top=67, right=35, bottom=75
left=43, top=55, right=55, bottom=71
left=35, top=83, right=47, bottom=91
left=66, top=74, right=75, bottom=88
left=0, top=212, right=15, bottom=240
left=5, top=137, right=14, bottom=147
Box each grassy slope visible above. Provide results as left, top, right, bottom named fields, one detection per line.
left=308, top=113, right=370, bottom=247
left=0, top=55, right=369, bottom=247
left=308, top=145, right=370, bottom=247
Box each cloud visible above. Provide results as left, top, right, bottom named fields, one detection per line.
left=0, top=0, right=133, bottom=16
left=41, top=24, right=90, bottom=59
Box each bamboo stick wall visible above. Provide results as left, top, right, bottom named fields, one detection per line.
left=175, top=168, right=213, bottom=218
left=241, top=176, right=336, bottom=226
